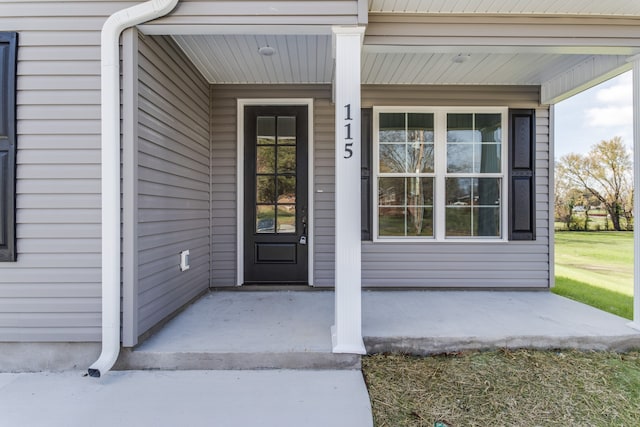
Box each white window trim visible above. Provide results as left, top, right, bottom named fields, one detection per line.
left=372, top=106, right=509, bottom=243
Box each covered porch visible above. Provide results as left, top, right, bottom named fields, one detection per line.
left=115, top=290, right=640, bottom=370
left=93, top=1, right=640, bottom=375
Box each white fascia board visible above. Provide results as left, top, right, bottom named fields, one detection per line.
left=541, top=55, right=631, bottom=104
left=138, top=24, right=333, bottom=36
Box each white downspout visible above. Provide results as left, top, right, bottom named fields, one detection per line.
left=88, top=0, right=179, bottom=378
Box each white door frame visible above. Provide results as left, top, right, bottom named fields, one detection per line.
left=236, top=98, right=315, bottom=286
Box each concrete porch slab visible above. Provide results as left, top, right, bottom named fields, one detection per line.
left=363, top=290, right=640, bottom=354
left=117, top=291, right=360, bottom=370
left=0, top=370, right=373, bottom=427
left=118, top=290, right=640, bottom=371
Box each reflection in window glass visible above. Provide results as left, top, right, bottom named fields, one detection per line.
left=445, top=178, right=501, bottom=237
left=257, top=116, right=275, bottom=145
left=376, top=110, right=503, bottom=240
left=257, top=146, right=275, bottom=174
left=447, top=113, right=501, bottom=173
left=256, top=205, right=275, bottom=233
left=277, top=116, right=296, bottom=145
left=277, top=205, right=296, bottom=233
left=254, top=115, right=298, bottom=235
left=378, top=177, right=434, bottom=237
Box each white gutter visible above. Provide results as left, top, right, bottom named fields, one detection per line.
left=88, top=0, right=179, bottom=378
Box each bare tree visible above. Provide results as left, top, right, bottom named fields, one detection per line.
left=556, top=136, right=632, bottom=231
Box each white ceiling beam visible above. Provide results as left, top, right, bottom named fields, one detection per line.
left=541, top=55, right=631, bottom=104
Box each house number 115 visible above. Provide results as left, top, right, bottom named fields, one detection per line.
left=343, top=104, right=354, bottom=159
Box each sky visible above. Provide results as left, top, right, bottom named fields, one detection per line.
left=554, top=70, right=633, bottom=159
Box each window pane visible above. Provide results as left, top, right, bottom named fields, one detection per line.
left=476, top=113, right=501, bottom=142
left=477, top=178, right=501, bottom=206
left=407, top=113, right=434, bottom=143
left=407, top=177, right=433, bottom=206
left=446, top=178, right=502, bottom=237
left=446, top=206, right=471, bottom=237
left=257, top=146, right=275, bottom=174
left=277, top=146, right=296, bottom=174
left=256, top=205, right=275, bottom=233
left=407, top=207, right=433, bottom=237
left=447, top=113, right=474, bottom=142
left=446, top=177, right=471, bottom=206
left=257, top=116, right=275, bottom=145
left=477, top=143, right=501, bottom=173
left=256, top=176, right=275, bottom=204
left=408, top=143, right=434, bottom=173
left=476, top=207, right=500, bottom=237
left=277, top=176, right=296, bottom=204
left=277, top=205, right=296, bottom=233
left=447, top=144, right=474, bottom=173
left=378, top=177, right=405, bottom=206
left=379, top=113, right=406, bottom=142
left=380, top=143, right=406, bottom=173
left=379, top=207, right=405, bottom=236
left=277, top=116, right=296, bottom=145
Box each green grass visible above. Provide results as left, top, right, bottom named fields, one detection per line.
left=553, top=231, right=633, bottom=319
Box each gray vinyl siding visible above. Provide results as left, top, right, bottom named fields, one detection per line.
left=136, top=35, right=210, bottom=337
left=310, top=86, right=548, bottom=288
left=209, top=84, right=332, bottom=286
left=0, top=1, right=140, bottom=342
left=208, top=84, right=548, bottom=288
left=358, top=85, right=549, bottom=288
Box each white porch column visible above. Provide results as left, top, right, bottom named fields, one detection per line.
left=631, top=59, right=640, bottom=330
left=331, top=26, right=366, bottom=354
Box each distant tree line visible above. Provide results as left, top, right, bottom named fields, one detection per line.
left=555, top=136, right=633, bottom=231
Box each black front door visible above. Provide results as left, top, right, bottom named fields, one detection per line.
left=243, top=106, right=308, bottom=284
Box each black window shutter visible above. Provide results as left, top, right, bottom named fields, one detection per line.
left=361, top=108, right=372, bottom=240
left=508, top=109, right=536, bottom=241
left=0, top=32, right=17, bottom=261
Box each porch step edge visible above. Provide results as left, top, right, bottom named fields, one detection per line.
left=115, top=350, right=361, bottom=371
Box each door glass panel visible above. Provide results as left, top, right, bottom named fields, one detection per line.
left=256, top=176, right=275, bottom=204
left=277, top=146, right=296, bottom=173
left=277, top=176, right=296, bottom=204
left=254, top=115, right=299, bottom=235
left=257, top=116, right=276, bottom=145
left=277, top=205, right=296, bottom=233
left=257, top=146, right=275, bottom=174
left=256, top=205, right=275, bottom=233
left=277, top=116, right=296, bottom=145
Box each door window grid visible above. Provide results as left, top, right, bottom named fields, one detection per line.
left=256, top=116, right=297, bottom=234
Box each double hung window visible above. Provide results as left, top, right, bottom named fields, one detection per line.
left=374, top=107, right=507, bottom=241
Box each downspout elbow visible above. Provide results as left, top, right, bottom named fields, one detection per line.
left=88, top=0, right=179, bottom=379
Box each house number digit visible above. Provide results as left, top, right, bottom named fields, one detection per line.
left=344, top=104, right=354, bottom=159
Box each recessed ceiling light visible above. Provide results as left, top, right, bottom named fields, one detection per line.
left=452, top=54, right=470, bottom=63
left=258, top=45, right=276, bottom=56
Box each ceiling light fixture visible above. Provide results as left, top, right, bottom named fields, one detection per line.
left=258, top=45, right=276, bottom=56
left=452, top=54, right=470, bottom=63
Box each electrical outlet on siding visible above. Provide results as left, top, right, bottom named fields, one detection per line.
left=180, top=250, right=190, bottom=271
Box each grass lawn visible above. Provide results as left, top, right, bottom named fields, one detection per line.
left=553, top=231, right=633, bottom=319
left=363, top=350, right=640, bottom=426
left=364, top=232, right=640, bottom=426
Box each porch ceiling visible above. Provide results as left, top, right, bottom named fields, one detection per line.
left=172, top=34, right=628, bottom=90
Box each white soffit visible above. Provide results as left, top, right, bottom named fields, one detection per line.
left=172, top=34, right=333, bottom=84
left=368, top=0, right=640, bottom=16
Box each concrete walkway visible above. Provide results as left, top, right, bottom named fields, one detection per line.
left=0, top=369, right=373, bottom=427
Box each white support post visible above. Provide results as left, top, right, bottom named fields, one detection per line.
left=331, top=26, right=366, bottom=354
left=630, top=60, right=640, bottom=331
